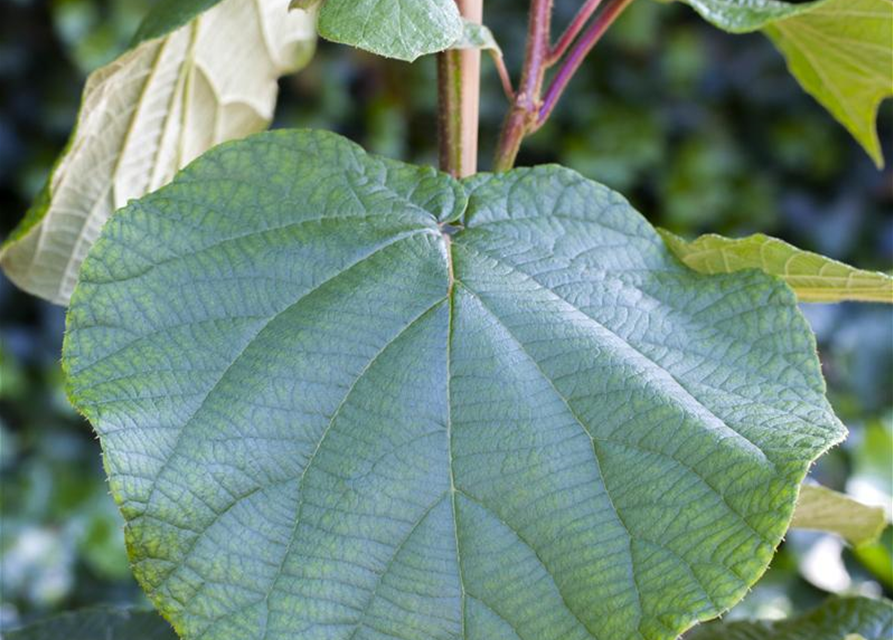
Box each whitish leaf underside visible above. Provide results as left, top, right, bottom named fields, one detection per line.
left=0, top=0, right=315, bottom=305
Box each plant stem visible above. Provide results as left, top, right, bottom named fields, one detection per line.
left=437, top=0, right=484, bottom=178
left=491, top=0, right=635, bottom=171
left=538, top=0, right=634, bottom=126
left=492, top=0, right=553, bottom=172
left=546, top=0, right=603, bottom=66
left=492, top=52, right=515, bottom=102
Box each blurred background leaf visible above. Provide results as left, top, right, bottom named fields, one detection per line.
left=0, top=0, right=891, bottom=631
left=7, top=606, right=176, bottom=639
left=686, top=596, right=893, bottom=640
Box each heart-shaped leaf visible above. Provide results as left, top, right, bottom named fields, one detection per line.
left=7, top=607, right=177, bottom=640
left=64, top=130, right=845, bottom=640
left=0, top=0, right=316, bottom=305
left=687, top=596, right=893, bottom=640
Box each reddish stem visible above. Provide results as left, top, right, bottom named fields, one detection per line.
left=546, top=0, right=604, bottom=66
left=493, top=0, right=553, bottom=172
left=491, top=52, right=515, bottom=101
left=537, top=0, right=634, bottom=128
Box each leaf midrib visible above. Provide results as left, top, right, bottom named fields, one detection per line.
left=454, top=281, right=641, bottom=640
left=258, top=297, right=449, bottom=640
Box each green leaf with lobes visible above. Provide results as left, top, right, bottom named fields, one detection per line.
left=791, top=484, right=888, bottom=547
left=0, top=0, right=316, bottom=305
left=660, top=231, right=893, bottom=303
left=686, top=596, right=893, bottom=640
left=64, top=130, right=846, bottom=640
left=677, top=0, right=893, bottom=167
left=7, top=606, right=177, bottom=640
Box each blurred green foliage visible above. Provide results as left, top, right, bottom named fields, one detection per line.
left=0, top=0, right=891, bottom=632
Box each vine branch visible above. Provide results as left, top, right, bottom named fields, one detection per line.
left=546, top=0, right=603, bottom=66
left=538, top=0, right=635, bottom=126
left=492, top=0, right=636, bottom=172
left=492, top=51, right=515, bottom=101
left=492, top=0, right=553, bottom=172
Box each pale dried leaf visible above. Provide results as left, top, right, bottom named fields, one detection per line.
left=1, top=0, right=315, bottom=305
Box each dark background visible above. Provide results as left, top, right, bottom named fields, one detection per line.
left=1, top=0, right=891, bottom=632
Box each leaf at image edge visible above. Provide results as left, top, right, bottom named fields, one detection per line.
left=792, top=484, right=888, bottom=547
left=686, top=596, right=893, bottom=640
left=132, top=0, right=224, bottom=44
left=316, top=0, right=463, bottom=61
left=677, top=0, right=893, bottom=167
left=660, top=231, right=893, bottom=303
left=0, top=0, right=316, bottom=305
left=7, top=607, right=177, bottom=640
left=764, top=0, right=893, bottom=168
left=677, top=0, right=826, bottom=33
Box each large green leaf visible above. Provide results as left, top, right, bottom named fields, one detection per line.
left=316, top=0, right=463, bottom=61
left=660, top=231, right=893, bottom=303
left=64, top=130, right=845, bottom=640
left=686, top=596, right=893, bottom=640
left=791, top=484, right=887, bottom=547
left=677, top=0, right=893, bottom=167
left=7, top=607, right=176, bottom=640
left=0, top=0, right=316, bottom=305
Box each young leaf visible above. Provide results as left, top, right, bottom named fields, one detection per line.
left=7, top=606, right=176, bottom=640
left=315, top=0, right=463, bottom=62
left=686, top=596, right=893, bottom=640
left=660, top=231, right=893, bottom=303
left=0, top=0, right=316, bottom=305
left=764, top=0, right=893, bottom=168
left=64, top=130, right=846, bottom=640
left=792, top=484, right=888, bottom=547
left=677, top=0, right=893, bottom=167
